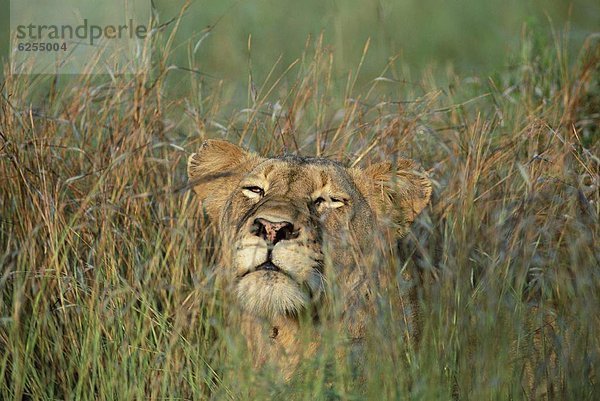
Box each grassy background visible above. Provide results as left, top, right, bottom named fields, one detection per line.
left=1, top=0, right=599, bottom=95
left=1, top=1, right=599, bottom=400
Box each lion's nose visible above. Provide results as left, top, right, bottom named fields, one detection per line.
left=251, top=218, right=298, bottom=245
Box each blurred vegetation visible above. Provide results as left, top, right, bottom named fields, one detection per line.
left=151, top=0, right=600, bottom=106
left=1, top=0, right=599, bottom=101
left=154, top=0, right=599, bottom=73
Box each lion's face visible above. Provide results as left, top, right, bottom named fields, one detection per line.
left=188, top=140, right=431, bottom=321
left=222, top=157, right=380, bottom=318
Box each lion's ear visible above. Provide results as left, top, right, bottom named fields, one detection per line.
left=187, top=140, right=261, bottom=221
left=358, top=159, right=431, bottom=236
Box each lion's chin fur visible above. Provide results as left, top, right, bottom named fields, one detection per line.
left=235, top=271, right=310, bottom=318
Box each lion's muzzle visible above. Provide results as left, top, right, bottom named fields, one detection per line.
left=250, top=217, right=299, bottom=245
left=232, top=204, right=324, bottom=317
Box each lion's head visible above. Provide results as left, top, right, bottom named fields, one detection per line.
left=188, top=140, right=431, bottom=327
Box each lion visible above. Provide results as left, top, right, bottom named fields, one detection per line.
left=187, top=139, right=431, bottom=379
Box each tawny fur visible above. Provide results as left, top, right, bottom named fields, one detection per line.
left=188, top=139, right=431, bottom=378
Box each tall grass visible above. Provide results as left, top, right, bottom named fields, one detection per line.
left=1, top=17, right=599, bottom=400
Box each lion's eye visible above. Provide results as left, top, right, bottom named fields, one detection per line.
left=242, top=186, right=264, bottom=198
left=329, top=198, right=346, bottom=208
left=314, top=196, right=346, bottom=210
